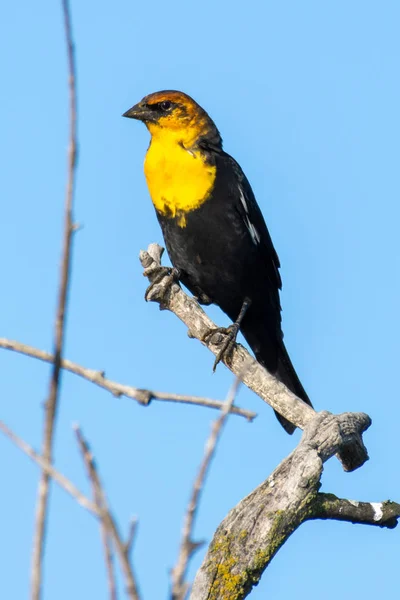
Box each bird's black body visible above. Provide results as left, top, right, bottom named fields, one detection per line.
left=157, top=150, right=311, bottom=433
left=123, top=89, right=312, bottom=433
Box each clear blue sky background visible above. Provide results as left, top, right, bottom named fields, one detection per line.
left=1, top=1, right=399, bottom=598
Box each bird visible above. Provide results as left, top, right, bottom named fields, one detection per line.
left=123, top=90, right=312, bottom=433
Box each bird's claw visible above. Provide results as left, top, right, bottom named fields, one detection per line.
left=201, top=324, right=239, bottom=372
left=144, top=266, right=180, bottom=305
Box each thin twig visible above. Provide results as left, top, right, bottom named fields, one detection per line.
left=0, top=338, right=256, bottom=421
left=0, top=420, right=99, bottom=515
left=124, top=517, right=139, bottom=559
left=73, top=425, right=117, bottom=600
left=171, top=377, right=241, bottom=600
left=75, top=427, right=141, bottom=600
left=101, top=532, right=118, bottom=600
left=31, top=1, right=78, bottom=598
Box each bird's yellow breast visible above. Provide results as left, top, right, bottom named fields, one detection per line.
left=144, top=129, right=216, bottom=228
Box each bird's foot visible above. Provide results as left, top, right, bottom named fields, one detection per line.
left=201, top=297, right=251, bottom=372
left=144, top=266, right=181, bottom=306
left=201, top=323, right=240, bottom=372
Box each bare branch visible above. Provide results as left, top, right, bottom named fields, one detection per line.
left=123, top=517, right=139, bottom=560
left=31, top=2, right=78, bottom=596
left=102, top=534, right=118, bottom=600
left=311, top=493, right=400, bottom=529
left=1, top=419, right=142, bottom=599
left=73, top=425, right=117, bottom=600
left=190, top=411, right=374, bottom=600
left=171, top=377, right=241, bottom=600
left=0, top=338, right=255, bottom=421
left=0, top=420, right=99, bottom=516
left=75, top=426, right=141, bottom=600
left=140, top=244, right=370, bottom=472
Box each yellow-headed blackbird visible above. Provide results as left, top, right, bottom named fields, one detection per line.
left=123, top=90, right=312, bottom=433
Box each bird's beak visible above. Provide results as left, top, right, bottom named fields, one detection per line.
left=122, top=103, right=154, bottom=122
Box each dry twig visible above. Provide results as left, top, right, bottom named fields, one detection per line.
left=0, top=338, right=255, bottom=421
left=171, top=377, right=241, bottom=600
left=0, top=420, right=98, bottom=516
left=75, top=427, right=141, bottom=600
left=123, top=518, right=139, bottom=560
left=31, top=1, right=78, bottom=597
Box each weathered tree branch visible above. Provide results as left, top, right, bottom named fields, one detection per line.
left=31, top=2, right=78, bottom=597
left=139, top=244, right=370, bottom=472
left=137, top=244, right=399, bottom=599
left=0, top=338, right=255, bottom=421
left=189, top=411, right=394, bottom=600
left=171, top=378, right=241, bottom=600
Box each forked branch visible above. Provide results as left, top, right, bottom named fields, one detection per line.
left=0, top=418, right=141, bottom=600
left=75, top=426, right=141, bottom=600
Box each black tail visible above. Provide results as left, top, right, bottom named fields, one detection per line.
left=273, top=342, right=312, bottom=434
left=240, top=316, right=312, bottom=433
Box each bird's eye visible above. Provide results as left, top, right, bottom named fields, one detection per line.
left=160, top=100, right=172, bottom=111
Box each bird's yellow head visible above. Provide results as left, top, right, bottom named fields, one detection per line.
left=123, top=91, right=220, bottom=224
left=123, top=90, right=222, bottom=149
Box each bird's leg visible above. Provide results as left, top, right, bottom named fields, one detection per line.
left=144, top=266, right=181, bottom=306
left=202, top=297, right=252, bottom=372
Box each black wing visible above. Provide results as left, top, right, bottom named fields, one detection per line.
left=221, top=152, right=282, bottom=292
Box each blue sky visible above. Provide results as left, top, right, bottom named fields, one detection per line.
left=1, top=1, right=399, bottom=598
